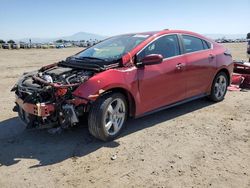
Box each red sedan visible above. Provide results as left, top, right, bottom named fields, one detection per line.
left=12, top=30, right=233, bottom=141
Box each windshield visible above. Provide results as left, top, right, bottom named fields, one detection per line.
left=75, top=34, right=151, bottom=61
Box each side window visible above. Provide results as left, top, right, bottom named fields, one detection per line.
left=138, top=35, right=180, bottom=61
left=202, top=40, right=211, bottom=50
left=206, top=41, right=212, bottom=49
left=182, top=35, right=205, bottom=53
left=202, top=40, right=209, bottom=49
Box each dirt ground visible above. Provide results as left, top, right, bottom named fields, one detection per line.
left=0, top=43, right=249, bottom=188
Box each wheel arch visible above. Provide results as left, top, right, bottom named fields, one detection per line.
left=208, top=67, right=231, bottom=95
left=100, top=87, right=136, bottom=118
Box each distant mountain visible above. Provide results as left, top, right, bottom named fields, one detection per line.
left=61, top=32, right=107, bottom=41
left=17, top=32, right=107, bottom=43
left=204, top=34, right=246, bottom=40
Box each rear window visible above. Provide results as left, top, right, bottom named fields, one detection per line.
left=182, top=35, right=210, bottom=53
left=202, top=40, right=211, bottom=49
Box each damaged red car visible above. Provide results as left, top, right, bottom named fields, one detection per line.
left=12, top=30, right=234, bottom=141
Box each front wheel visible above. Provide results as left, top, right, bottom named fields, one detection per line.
left=209, top=72, right=228, bottom=102
left=88, top=93, right=128, bottom=141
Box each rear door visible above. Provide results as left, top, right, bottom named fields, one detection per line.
left=180, top=35, right=216, bottom=98
left=136, top=34, right=187, bottom=114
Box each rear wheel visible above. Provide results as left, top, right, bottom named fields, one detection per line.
left=88, top=93, right=128, bottom=141
left=209, top=72, right=228, bottom=102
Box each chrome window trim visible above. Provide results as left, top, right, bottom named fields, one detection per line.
left=136, top=33, right=214, bottom=62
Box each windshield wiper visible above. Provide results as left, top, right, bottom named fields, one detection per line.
left=75, top=56, right=107, bottom=61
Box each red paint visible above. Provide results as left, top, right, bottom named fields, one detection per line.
left=55, top=88, right=68, bottom=97
left=233, top=61, right=250, bottom=89
left=73, top=30, right=233, bottom=117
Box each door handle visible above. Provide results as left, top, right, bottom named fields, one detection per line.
left=176, top=63, right=185, bottom=70
left=209, top=54, right=215, bottom=59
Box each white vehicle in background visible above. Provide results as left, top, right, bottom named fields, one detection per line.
left=56, top=43, right=65, bottom=48
left=64, top=43, right=72, bottom=48
left=48, top=43, right=56, bottom=48
left=41, top=44, right=49, bottom=49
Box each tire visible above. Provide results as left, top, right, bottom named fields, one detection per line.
left=88, top=92, right=128, bottom=141
left=209, top=72, right=228, bottom=102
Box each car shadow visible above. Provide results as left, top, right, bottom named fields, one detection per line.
left=0, top=98, right=214, bottom=168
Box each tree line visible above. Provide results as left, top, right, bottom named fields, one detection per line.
left=0, top=40, right=15, bottom=44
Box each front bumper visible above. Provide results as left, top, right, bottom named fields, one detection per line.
left=15, top=95, right=89, bottom=117
left=15, top=95, right=55, bottom=117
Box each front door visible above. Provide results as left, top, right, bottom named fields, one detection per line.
left=136, top=34, right=187, bottom=114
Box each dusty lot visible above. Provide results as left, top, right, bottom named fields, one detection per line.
left=0, top=44, right=249, bottom=188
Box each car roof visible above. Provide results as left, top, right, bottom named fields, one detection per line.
left=121, top=29, right=213, bottom=42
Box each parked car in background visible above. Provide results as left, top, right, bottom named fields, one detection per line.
left=56, top=43, right=65, bottom=48
left=20, top=42, right=31, bottom=49
left=247, top=33, right=250, bottom=62
left=36, top=43, right=42, bottom=48
left=12, top=29, right=233, bottom=141
left=80, top=41, right=88, bottom=47
left=11, top=43, right=20, bottom=49
left=31, top=44, right=37, bottom=48
left=247, top=40, right=250, bottom=62
left=20, top=42, right=27, bottom=49
left=48, top=43, right=56, bottom=48
left=64, top=43, right=72, bottom=48
left=87, top=41, right=95, bottom=47
left=41, top=44, right=49, bottom=49
left=2, top=43, right=10, bottom=49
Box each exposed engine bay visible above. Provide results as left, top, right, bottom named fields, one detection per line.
left=12, top=64, right=95, bottom=130
left=17, top=66, right=93, bottom=102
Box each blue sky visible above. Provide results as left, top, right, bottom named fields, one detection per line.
left=0, top=0, right=249, bottom=39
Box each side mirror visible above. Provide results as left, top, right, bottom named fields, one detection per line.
left=139, top=54, right=163, bottom=66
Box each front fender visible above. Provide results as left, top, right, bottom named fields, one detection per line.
left=72, top=69, right=137, bottom=101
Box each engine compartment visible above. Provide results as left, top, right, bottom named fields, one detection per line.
left=12, top=64, right=95, bottom=130
left=15, top=65, right=94, bottom=103
left=39, top=66, right=93, bottom=86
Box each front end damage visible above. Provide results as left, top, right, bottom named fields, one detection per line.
left=12, top=63, right=94, bottom=130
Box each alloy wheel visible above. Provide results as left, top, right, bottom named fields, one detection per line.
left=103, top=98, right=126, bottom=136
left=214, top=75, right=227, bottom=99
